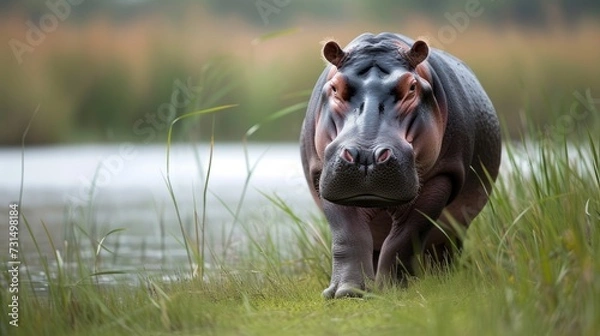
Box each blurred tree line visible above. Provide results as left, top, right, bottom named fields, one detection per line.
left=1, top=0, right=599, bottom=145
left=2, top=0, right=599, bottom=26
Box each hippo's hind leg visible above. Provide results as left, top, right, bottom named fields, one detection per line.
left=376, top=175, right=454, bottom=285
left=422, top=158, right=500, bottom=267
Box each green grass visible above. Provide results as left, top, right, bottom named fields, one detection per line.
left=2, top=124, right=599, bottom=336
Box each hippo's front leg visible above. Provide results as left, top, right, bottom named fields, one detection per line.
left=322, top=200, right=374, bottom=299
left=376, top=175, right=454, bottom=285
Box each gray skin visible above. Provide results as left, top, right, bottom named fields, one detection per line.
left=300, top=33, right=501, bottom=299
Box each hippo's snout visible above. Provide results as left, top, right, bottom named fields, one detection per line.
left=320, top=142, right=419, bottom=207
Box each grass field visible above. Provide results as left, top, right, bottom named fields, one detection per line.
left=2, top=112, right=599, bottom=336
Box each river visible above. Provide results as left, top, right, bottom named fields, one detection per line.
left=0, top=143, right=317, bottom=286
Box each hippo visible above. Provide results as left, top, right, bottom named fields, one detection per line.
left=300, top=33, right=501, bottom=299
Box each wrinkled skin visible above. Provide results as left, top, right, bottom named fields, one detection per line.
left=300, top=33, right=501, bottom=299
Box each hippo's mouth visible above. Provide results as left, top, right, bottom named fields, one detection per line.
left=328, top=194, right=414, bottom=208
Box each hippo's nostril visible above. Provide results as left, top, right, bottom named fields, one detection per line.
left=375, top=147, right=392, bottom=164
left=341, top=148, right=358, bottom=163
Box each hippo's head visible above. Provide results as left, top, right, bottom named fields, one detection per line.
left=314, top=35, right=446, bottom=207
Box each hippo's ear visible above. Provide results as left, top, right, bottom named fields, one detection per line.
left=323, top=41, right=347, bottom=68
left=406, top=40, right=429, bottom=68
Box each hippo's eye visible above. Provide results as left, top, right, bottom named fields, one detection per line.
left=409, top=83, right=416, bottom=92
left=331, top=85, right=337, bottom=94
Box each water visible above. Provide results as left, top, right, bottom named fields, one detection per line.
left=0, top=143, right=318, bottom=286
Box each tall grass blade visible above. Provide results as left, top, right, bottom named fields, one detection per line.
left=166, top=104, right=237, bottom=176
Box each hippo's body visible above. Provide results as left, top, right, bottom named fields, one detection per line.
left=300, top=33, right=501, bottom=299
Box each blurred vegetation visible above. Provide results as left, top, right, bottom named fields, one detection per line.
left=0, top=0, right=599, bottom=144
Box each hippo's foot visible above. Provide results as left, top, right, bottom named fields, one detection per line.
left=322, top=282, right=366, bottom=299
